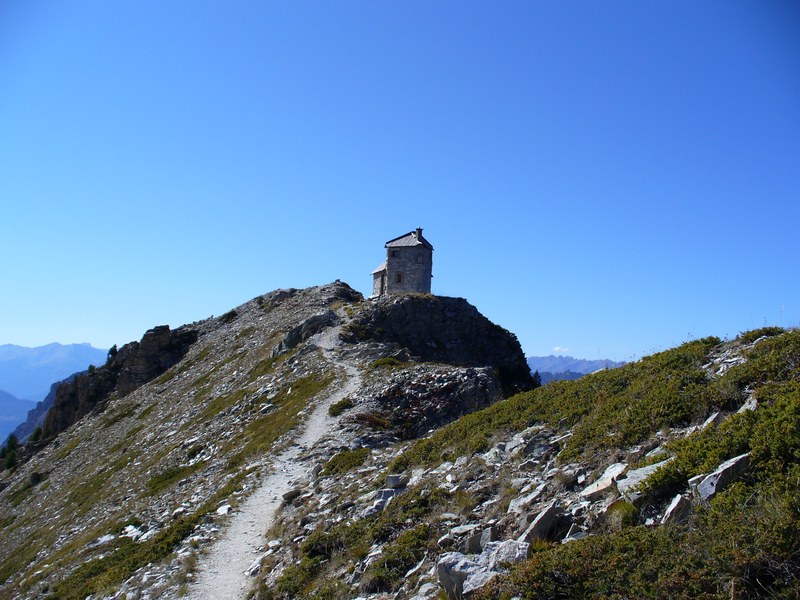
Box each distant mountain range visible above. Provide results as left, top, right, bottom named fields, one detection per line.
left=527, top=355, right=625, bottom=383
left=0, top=343, right=107, bottom=442
left=0, top=389, right=36, bottom=442
left=0, top=343, right=108, bottom=401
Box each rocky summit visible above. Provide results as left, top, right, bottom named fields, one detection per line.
left=0, top=283, right=530, bottom=599
left=0, top=287, right=798, bottom=600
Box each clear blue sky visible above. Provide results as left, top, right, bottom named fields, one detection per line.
left=1, top=1, right=798, bottom=362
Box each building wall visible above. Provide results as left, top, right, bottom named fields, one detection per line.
left=372, top=271, right=386, bottom=297
left=385, top=246, right=432, bottom=294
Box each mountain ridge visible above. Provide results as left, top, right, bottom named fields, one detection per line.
left=0, top=282, right=532, bottom=599
left=0, top=288, right=797, bottom=600
left=526, top=354, right=625, bottom=375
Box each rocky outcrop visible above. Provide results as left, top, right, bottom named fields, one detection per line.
left=342, top=294, right=534, bottom=392
left=12, top=374, right=78, bottom=442
left=353, top=364, right=502, bottom=439
left=43, top=325, right=198, bottom=439
left=697, top=453, right=751, bottom=502
left=116, top=325, right=198, bottom=396
left=437, top=540, right=530, bottom=599
left=271, top=310, right=339, bottom=357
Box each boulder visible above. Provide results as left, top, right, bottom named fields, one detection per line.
left=282, top=488, right=303, bottom=504
left=615, top=458, right=673, bottom=500
left=480, top=540, right=529, bottom=570
left=701, top=411, right=725, bottom=429
left=462, top=570, right=499, bottom=597
left=507, top=482, right=546, bottom=515
left=437, top=552, right=484, bottom=599
left=463, top=531, right=483, bottom=554
left=272, top=310, right=338, bottom=357
left=479, top=525, right=500, bottom=549
left=579, top=463, right=627, bottom=501
left=561, top=523, right=589, bottom=543
left=697, top=453, right=750, bottom=502
left=661, top=494, right=692, bottom=525
left=438, top=540, right=530, bottom=599
left=518, top=501, right=563, bottom=543
left=385, top=473, right=409, bottom=489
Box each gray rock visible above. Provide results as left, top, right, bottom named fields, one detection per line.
left=687, top=473, right=705, bottom=495
left=661, top=494, right=692, bottom=525
left=437, top=552, right=484, bottom=599
left=271, top=311, right=338, bottom=357
left=463, top=531, right=483, bottom=554
left=616, top=458, right=673, bottom=499
left=480, top=540, right=529, bottom=570
left=698, top=453, right=750, bottom=501
left=518, top=501, right=562, bottom=543
left=701, top=411, right=725, bottom=429
left=410, top=583, right=439, bottom=599
left=507, top=482, right=546, bottom=515
left=438, top=540, right=529, bottom=599
left=282, top=488, right=303, bottom=504
left=375, top=488, right=400, bottom=501
left=561, top=523, right=589, bottom=543
left=385, top=473, right=409, bottom=489
left=462, top=570, right=499, bottom=597
left=451, top=523, right=482, bottom=537
left=737, top=394, right=758, bottom=413
left=479, top=525, right=500, bottom=549
left=579, top=463, right=627, bottom=501
left=363, top=488, right=402, bottom=516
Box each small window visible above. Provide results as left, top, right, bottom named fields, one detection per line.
left=390, top=250, right=399, bottom=258
left=395, top=273, right=403, bottom=284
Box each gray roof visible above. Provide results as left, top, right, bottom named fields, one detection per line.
left=385, top=229, right=434, bottom=250
left=372, top=262, right=387, bottom=274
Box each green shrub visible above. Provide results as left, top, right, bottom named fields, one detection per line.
left=274, top=557, right=321, bottom=597
left=360, top=524, right=431, bottom=592
left=369, top=357, right=408, bottom=370
left=321, top=447, right=370, bottom=476
left=145, top=463, right=202, bottom=496
left=354, top=412, right=392, bottom=430
left=739, top=326, right=785, bottom=344
left=220, top=309, right=238, bottom=324
left=328, top=397, right=354, bottom=416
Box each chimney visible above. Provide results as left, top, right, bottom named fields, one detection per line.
left=416, top=227, right=423, bottom=240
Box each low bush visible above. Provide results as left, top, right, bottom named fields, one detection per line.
left=328, top=397, right=354, bottom=416
left=320, top=447, right=370, bottom=476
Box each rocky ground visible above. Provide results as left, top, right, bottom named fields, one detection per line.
left=1, top=282, right=787, bottom=599
left=0, top=282, right=529, bottom=600
left=252, top=334, right=772, bottom=599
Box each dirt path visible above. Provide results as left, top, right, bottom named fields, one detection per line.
left=185, top=326, right=360, bottom=600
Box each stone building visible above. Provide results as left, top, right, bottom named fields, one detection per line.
left=371, top=228, right=433, bottom=297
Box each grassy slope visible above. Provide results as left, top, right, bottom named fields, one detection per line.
left=255, top=328, right=799, bottom=599
left=475, top=328, right=800, bottom=599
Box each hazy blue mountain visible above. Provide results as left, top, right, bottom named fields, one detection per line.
left=0, top=389, right=36, bottom=442
left=0, top=343, right=108, bottom=401
left=11, top=373, right=82, bottom=443
left=527, top=355, right=625, bottom=377
left=539, top=370, right=586, bottom=384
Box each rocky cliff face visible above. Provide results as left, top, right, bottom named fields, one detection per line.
left=42, top=325, right=198, bottom=439
left=341, top=294, right=533, bottom=392
left=11, top=375, right=77, bottom=443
